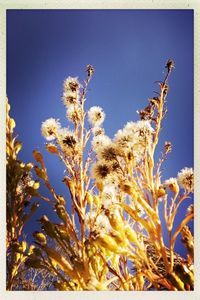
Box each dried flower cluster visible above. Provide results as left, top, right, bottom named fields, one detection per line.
left=6, top=98, right=52, bottom=290
left=7, top=61, right=194, bottom=291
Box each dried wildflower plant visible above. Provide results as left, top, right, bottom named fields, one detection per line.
left=6, top=98, right=53, bottom=290
left=7, top=61, right=194, bottom=291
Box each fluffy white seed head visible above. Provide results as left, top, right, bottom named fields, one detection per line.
left=114, top=120, right=154, bottom=162
left=102, top=184, right=118, bottom=208
left=85, top=211, right=112, bottom=233
left=134, top=120, right=154, bottom=134
left=63, top=76, right=80, bottom=92
left=177, top=167, right=194, bottom=192
left=62, top=76, right=81, bottom=107
left=97, top=142, right=119, bottom=161
left=91, top=160, right=111, bottom=181
left=88, top=106, right=105, bottom=127
left=57, top=128, right=77, bottom=155
left=92, top=127, right=105, bottom=137
left=62, top=90, right=78, bottom=106
left=94, top=213, right=112, bottom=233
left=91, top=135, right=111, bottom=153
left=66, top=104, right=82, bottom=122
left=41, top=118, right=61, bottom=141
left=164, top=177, right=178, bottom=186
left=114, top=128, right=134, bottom=153
left=164, top=177, right=179, bottom=193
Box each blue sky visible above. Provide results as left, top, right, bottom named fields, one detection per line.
left=7, top=10, right=193, bottom=257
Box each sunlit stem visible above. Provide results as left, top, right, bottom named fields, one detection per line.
left=171, top=213, right=194, bottom=250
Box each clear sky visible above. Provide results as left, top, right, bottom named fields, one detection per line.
left=7, top=9, right=193, bottom=257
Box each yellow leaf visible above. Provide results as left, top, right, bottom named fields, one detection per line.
left=15, top=252, right=21, bottom=262
left=93, top=195, right=101, bottom=206
left=33, top=232, right=47, bottom=245
left=95, top=233, right=129, bottom=256
left=45, top=247, right=77, bottom=278
left=21, top=241, right=27, bottom=252
left=28, top=245, right=35, bottom=255
left=12, top=265, right=18, bottom=277
left=14, top=141, right=22, bottom=154
left=125, top=225, right=138, bottom=244
left=10, top=118, right=16, bottom=130
left=6, top=99, right=10, bottom=113
left=85, top=191, right=93, bottom=205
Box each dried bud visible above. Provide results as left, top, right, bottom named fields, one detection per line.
left=56, top=195, right=66, bottom=206
left=157, top=186, right=166, bottom=198
left=33, top=150, right=45, bottom=168
left=164, top=178, right=179, bottom=194
left=34, top=166, right=48, bottom=181
left=137, top=104, right=155, bottom=121
left=162, top=83, right=169, bottom=95
left=45, top=143, right=59, bottom=154
left=150, top=97, right=160, bottom=107
left=40, top=216, right=57, bottom=239
left=164, top=141, right=172, bottom=154
left=87, top=64, right=95, bottom=77
left=63, top=177, right=75, bottom=198
left=165, top=59, right=175, bottom=73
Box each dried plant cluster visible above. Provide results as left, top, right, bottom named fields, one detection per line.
left=6, top=61, right=194, bottom=291
left=6, top=98, right=53, bottom=290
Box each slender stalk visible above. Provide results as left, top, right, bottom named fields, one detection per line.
left=171, top=213, right=194, bottom=250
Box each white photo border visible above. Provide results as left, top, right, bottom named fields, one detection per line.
left=0, top=1, right=199, bottom=299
